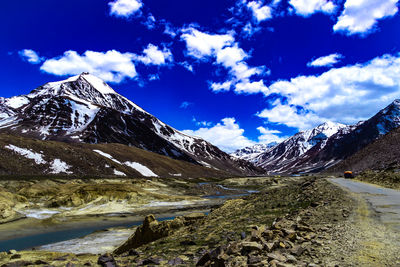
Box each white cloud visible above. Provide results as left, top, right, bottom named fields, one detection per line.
left=216, top=45, right=248, bottom=68
left=210, top=81, right=232, bottom=92
left=109, top=0, right=143, bottom=17
left=40, top=50, right=137, bottom=83
left=247, top=1, right=273, bottom=22
left=242, top=22, right=262, bottom=37
left=163, top=22, right=177, bottom=38
left=148, top=74, right=160, bottom=81
left=289, top=0, right=336, bottom=17
left=136, top=44, right=173, bottom=65
left=18, top=49, right=43, bottom=64
left=234, top=80, right=268, bottom=94
left=257, top=53, right=400, bottom=129
left=257, top=126, right=288, bottom=144
left=257, top=102, right=325, bottom=130
left=144, top=14, right=156, bottom=29
left=181, top=27, right=268, bottom=93
left=333, top=0, right=399, bottom=35
left=182, top=118, right=255, bottom=153
left=179, top=61, right=194, bottom=72
left=307, top=53, right=343, bottom=67
left=180, top=28, right=234, bottom=59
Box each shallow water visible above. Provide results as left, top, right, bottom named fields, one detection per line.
left=0, top=216, right=175, bottom=252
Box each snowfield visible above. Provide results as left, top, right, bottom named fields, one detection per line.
left=5, top=144, right=46, bottom=164
left=49, top=159, right=73, bottom=174
left=124, top=161, right=158, bottom=177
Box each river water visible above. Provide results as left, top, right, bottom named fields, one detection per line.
left=0, top=184, right=251, bottom=253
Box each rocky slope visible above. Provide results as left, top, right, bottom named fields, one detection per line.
left=0, top=73, right=261, bottom=176
left=231, top=142, right=277, bottom=162
left=329, top=125, right=400, bottom=174
left=254, top=122, right=347, bottom=173
left=239, top=100, right=400, bottom=174
left=0, top=133, right=232, bottom=178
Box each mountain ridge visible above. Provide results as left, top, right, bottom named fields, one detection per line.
left=0, top=73, right=263, bottom=176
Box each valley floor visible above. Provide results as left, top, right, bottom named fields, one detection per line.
left=0, top=176, right=399, bottom=266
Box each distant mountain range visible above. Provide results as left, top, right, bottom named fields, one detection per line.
left=232, top=100, right=400, bottom=174
left=0, top=73, right=262, bottom=177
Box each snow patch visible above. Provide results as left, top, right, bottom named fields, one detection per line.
left=49, top=159, right=73, bottom=174
left=81, top=74, right=117, bottom=95
left=6, top=96, right=29, bottom=109
left=113, top=169, right=126, bottom=176
left=5, top=144, right=46, bottom=164
left=93, top=150, right=122, bottom=164
left=124, top=161, right=158, bottom=177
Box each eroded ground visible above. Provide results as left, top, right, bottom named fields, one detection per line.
left=0, top=176, right=399, bottom=266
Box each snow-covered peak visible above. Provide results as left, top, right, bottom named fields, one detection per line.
left=231, top=142, right=277, bottom=162
left=27, top=73, right=146, bottom=114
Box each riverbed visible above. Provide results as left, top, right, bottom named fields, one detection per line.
left=0, top=180, right=253, bottom=254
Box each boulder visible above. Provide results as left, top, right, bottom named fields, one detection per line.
left=114, top=215, right=185, bottom=254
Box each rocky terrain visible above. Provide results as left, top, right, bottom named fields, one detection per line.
left=0, top=133, right=235, bottom=179
left=0, top=73, right=261, bottom=176
left=233, top=100, right=400, bottom=175
left=2, top=176, right=397, bottom=266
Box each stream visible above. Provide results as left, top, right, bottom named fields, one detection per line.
left=0, top=184, right=253, bottom=253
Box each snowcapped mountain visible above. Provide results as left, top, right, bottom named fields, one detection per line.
left=254, top=122, right=347, bottom=173
left=253, top=100, right=400, bottom=174
left=231, top=142, right=277, bottom=162
left=0, top=73, right=262, bottom=176
left=307, top=99, right=400, bottom=167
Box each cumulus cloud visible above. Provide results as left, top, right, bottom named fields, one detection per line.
left=257, top=102, right=325, bottom=130
left=289, top=0, right=336, bottom=17
left=256, top=53, right=400, bottom=130
left=257, top=126, right=288, bottom=144
left=210, top=81, right=232, bottom=92
left=182, top=118, right=256, bottom=153
left=135, top=44, right=173, bottom=65
left=109, top=0, right=143, bottom=17
left=333, top=0, right=399, bottom=35
left=307, top=53, right=343, bottom=67
left=40, top=50, right=137, bottom=83
left=18, top=49, right=43, bottom=64
left=181, top=28, right=234, bottom=59
left=181, top=27, right=268, bottom=93
left=246, top=1, right=273, bottom=22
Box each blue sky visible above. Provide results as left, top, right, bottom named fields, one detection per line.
left=1, top=0, right=400, bottom=152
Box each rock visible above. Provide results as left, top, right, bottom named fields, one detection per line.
left=7, top=250, right=17, bottom=255
left=34, top=260, right=48, bottom=265
left=264, top=242, right=275, bottom=252
left=139, top=258, right=161, bottom=265
left=262, top=230, right=274, bottom=240
left=248, top=255, right=261, bottom=264
left=97, top=253, right=116, bottom=267
left=267, top=252, right=287, bottom=263
left=114, top=214, right=185, bottom=254
left=10, top=254, right=21, bottom=259
left=180, top=240, right=196, bottom=246
left=168, top=257, right=184, bottom=265
left=128, top=249, right=140, bottom=256
left=241, top=242, right=263, bottom=253
left=289, top=245, right=305, bottom=256
left=286, top=254, right=297, bottom=264
left=1, top=261, right=33, bottom=267
left=240, top=231, right=246, bottom=240
left=183, top=213, right=205, bottom=222
left=66, top=263, right=76, bottom=267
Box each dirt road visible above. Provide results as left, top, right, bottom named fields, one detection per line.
left=329, top=178, right=400, bottom=266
